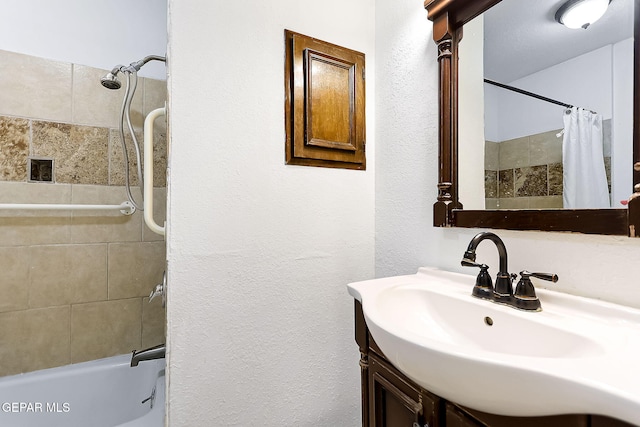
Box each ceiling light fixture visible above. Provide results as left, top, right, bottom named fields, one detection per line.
left=555, top=0, right=611, bottom=29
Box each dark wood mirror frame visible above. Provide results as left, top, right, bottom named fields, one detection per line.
left=425, top=0, right=640, bottom=236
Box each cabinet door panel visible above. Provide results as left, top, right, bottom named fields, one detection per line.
left=369, top=355, right=427, bottom=427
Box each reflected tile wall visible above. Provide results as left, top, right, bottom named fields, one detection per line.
left=485, top=122, right=612, bottom=210
left=0, top=49, right=167, bottom=377
left=0, top=117, right=29, bottom=181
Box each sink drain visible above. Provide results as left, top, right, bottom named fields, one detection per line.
left=484, top=316, right=494, bottom=326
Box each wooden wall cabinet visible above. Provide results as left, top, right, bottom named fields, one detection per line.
left=284, top=30, right=366, bottom=170
left=354, top=301, right=636, bottom=427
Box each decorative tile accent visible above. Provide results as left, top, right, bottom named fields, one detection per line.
left=498, top=169, right=514, bottom=198
left=604, top=156, right=612, bottom=193
left=548, top=162, right=563, bottom=196
left=484, top=170, right=498, bottom=198
left=0, top=116, right=29, bottom=181
left=515, top=165, right=548, bottom=197
left=32, top=121, right=109, bottom=185
left=109, top=129, right=142, bottom=186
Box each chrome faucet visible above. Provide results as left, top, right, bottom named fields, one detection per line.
left=131, top=343, right=165, bottom=367
left=461, top=232, right=558, bottom=311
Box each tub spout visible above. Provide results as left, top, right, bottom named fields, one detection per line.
left=131, top=344, right=165, bottom=367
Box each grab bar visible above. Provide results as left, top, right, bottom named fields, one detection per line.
left=0, top=201, right=134, bottom=215
left=143, top=105, right=166, bottom=236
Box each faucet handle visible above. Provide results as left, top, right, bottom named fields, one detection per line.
left=513, top=270, right=558, bottom=312
left=462, top=262, right=494, bottom=300
left=526, top=271, right=559, bottom=283
left=149, top=271, right=167, bottom=307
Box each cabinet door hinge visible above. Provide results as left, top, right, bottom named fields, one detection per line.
left=362, top=67, right=365, bottom=80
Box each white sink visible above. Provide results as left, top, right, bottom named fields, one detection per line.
left=348, top=267, right=640, bottom=424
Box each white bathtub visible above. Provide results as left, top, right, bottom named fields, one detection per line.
left=0, top=354, right=165, bottom=427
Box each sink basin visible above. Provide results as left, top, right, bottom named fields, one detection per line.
left=348, top=267, right=640, bottom=424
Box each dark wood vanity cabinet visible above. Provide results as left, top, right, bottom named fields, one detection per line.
left=354, top=301, right=637, bottom=427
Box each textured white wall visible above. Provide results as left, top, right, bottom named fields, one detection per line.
left=166, top=0, right=375, bottom=425
left=0, top=0, right=167, bottom=79
left=375, top=0, right=640, bottom=309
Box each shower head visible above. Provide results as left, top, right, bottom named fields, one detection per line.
left=100, top=65, right=125, bottom=90
left=100, top=72, right=121, bottom=90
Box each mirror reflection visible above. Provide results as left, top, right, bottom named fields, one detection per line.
left=459, top=0, right=634, bottom=211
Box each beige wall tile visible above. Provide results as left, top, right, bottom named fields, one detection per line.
left=0, top=247, right=30, bottom=312
left=143, top=78, right=167, bottom=118
left=0, top=50, right=72, bottom=122
left=69, top=185, right=142, bottom=243
left=499, top=136, right=529, bottom=170
left=529, top=196, right=563, bottom=209
left=0, top=182, right=72, bottom=246
left=72, top=64, right=144, bottom=129
left=0, top=116, right=30, bottom=181
left=71, top=298, right=141, bottom=363
left=529, top=129, right=562, bottom=166
left=0, top=310, right=26, bottom=376
left=29, top=245, right=107, bottom=308
left=484, top=140, right=499, bottom=171
left=32, top=121, right=109, bottom=185
left=108, top=242, right=166, bottom=299
left=22, top=306, right=70, bottom=372
left=0, top=181, right=72, bottom=204
left=485, top=198, right=498, bottom=209
left=498, top=197, right=530, bottom=209
left=142, top=296, right=166, bottom=348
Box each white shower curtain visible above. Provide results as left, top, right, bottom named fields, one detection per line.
left=562, top=107, right=610, bottom=209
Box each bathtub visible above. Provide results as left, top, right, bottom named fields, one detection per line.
left=0, top=354, right=165, bottom=427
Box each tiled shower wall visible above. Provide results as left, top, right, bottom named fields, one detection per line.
left=485, top=121, right=611, bottom=209
left=0, top=49, right=167, bottom=376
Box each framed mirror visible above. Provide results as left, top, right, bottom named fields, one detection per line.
left=425, top=0, right=640, bottom=236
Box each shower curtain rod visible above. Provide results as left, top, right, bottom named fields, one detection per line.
left=484, top=78, right=574, bottom=109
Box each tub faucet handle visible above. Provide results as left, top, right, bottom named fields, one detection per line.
left=149, top=271, right=166, bottom=307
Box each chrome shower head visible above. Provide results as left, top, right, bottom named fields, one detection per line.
left=100, top=66, right=124, bottom=90
left=100, top=72, right=121, bottom=89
